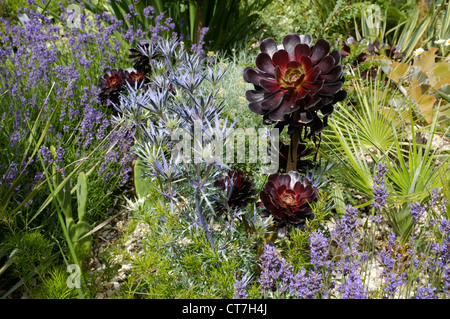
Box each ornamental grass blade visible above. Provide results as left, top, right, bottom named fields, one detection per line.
left=0, top=83, right=57, bottom=216
left=24, top=124, right=121, bottom=227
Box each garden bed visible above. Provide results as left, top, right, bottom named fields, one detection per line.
left=1, top=0, right=449, bottom=300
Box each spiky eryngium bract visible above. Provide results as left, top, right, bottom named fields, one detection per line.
left=118, top=36, right=236, bottom=250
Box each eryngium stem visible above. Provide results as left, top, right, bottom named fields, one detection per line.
left=195, top=192, right=216, bottom=251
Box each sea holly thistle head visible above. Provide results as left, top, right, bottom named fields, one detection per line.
left=243, top=34, right=346, bottom=139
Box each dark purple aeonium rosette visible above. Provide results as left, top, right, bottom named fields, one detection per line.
left=125, top=68, right=147, bottom=86
left=98, top=68, right=128, bottom=105
left=260, top=171, right=319, bottom=233
left=244, top=34, right=346, bottom=170
left=129, top=43, right=152, bottom=75
left=244, top=34, right=346, bottom=135
left=214, top=169, right=258, bottom=216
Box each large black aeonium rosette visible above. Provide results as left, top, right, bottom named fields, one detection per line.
left=243, top=34, right=346, bottom=139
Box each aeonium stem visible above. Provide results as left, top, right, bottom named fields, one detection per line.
left=286, top=128, right=301, bottom=172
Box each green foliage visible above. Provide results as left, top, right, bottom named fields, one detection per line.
left=38, top=266, right=79, bottom=299
left=1, top=0, right=449, bottom=300
left=82, top=0, right=272, bottom=52
left=260, top=0, right=372, bottom=41
left=133, top=157, right=152, bottom=199
left=51, top=166, right=92, bottom=261
left=323, top=66, right=449, bottom=242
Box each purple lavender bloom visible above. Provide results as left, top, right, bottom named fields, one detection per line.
left=306, top=271, right=324, bottom=299
left=341, top=267, right=367, bottom=299
left=1, top=161, right=17, bottom=187
left=289, top=268, right=324, bottom=299
left=343, top=205, right=359, bottom=232
left=441, top=198, right=449, bottom=214
left=428, top=187, right=440, bottom=206
left=55, top=145, right=65, bottom=163
left=258, top=244, right=294, bottom=294
left=143, top=6, right=155, bottom=19
left=10, top=130, right=20, bottom=148
left=371, top=163, right=389, bottom=209
left=439, top=218, right=450, bottom=235
left=289, top=268, right=309, bottom=298
left=387, top=232, right=396, bottom=248
left=373, top=163, right=388, bottom=184
left=39, top=145, right=53, bottom=163
left=310, top=231, right=329, bottom=269
left=378, top=247, right=394, bottom=273
left=377, top=233, right=407, bottom=298
left=370, top=214, right=382, bottom=224
left=233, top=275, right=250, bottom=299
left=443, top=264, right=450, bottom=294
left=372, top=184, right=388, bottom=209
left=332, top=204, right=360, bottom=251
left=32, top=172, right=46, bottom=189
left=383, top=272, right=407, bottom=298
left=410, top=201, right=426, bottom=223
left=416, top=284, right=437, bottom=299
left=190, top=27, right=209, bottom=56
left=436, top=219, right=450, bottom=266
left=427, top=187, right=448, bottom=213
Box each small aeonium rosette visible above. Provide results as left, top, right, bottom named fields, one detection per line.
left=260, top=171, right=319, bottom=231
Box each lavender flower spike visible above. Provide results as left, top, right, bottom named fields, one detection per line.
left=371, top=163, right=389, bottom=209
left=258, top=244, right=293, bottom=294
left=410, top=201, right=426, bottom=223
left=233, top=274, right=251, bottom=299
left=310, top=230, right=329, bottom=269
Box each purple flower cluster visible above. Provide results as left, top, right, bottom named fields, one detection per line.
left=428, top=187, right=449, bottom=213
left=330, top=205, right=368, bottom=298
left=309, top=231, right=330, bottom=269
left=0, top=5, right=150, bottom=211
left=341, top=267, right=367, bottom=299
left=371, top=163, right=389, bottom=209
left=416, top=284, right=437, bottom=299
left=233, top=275, right=251, bottom=299
left=377, top=233, right=407, bottom=298
left=190, top=27, right=210, bottom=56
left=257, top=244, right=331, bottom=299
left=39, top=145, right=53, bottom=164
left=331, top=205, right=359, bottom=249
left=436, top=218, right=450, bottom=267
left=258, top=244, right=293, bottom=294
left=443, top=264, right=450, bottom=294
left=289, top=269, right=324, bottom=299
left=410, top=201, right=426, bottom=223
left=429, top=187, right=440, bottom=206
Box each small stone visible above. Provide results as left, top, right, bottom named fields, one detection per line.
left=111, top=281, right=120, bottom=290
left=120, top=264, right=132, bottom=272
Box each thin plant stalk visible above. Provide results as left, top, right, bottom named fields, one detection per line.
left=37, top=152, right=84, bottom=299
